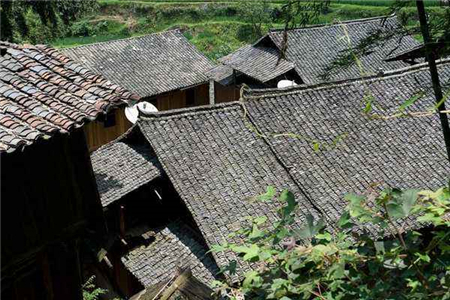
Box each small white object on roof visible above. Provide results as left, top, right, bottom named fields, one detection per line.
left=137, top=102, right=158, bottom=114
left=125, top=101, right=158, bottom=124
left=277, top=80, right=298, bottom=89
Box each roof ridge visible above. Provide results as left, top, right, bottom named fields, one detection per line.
left=243, top=58, right=450, bottom=98
left=61, top=29, right=182, bottom=50
left=269, top=14, right=396, bottom=33
left=139, top=101, right=243, bottom=120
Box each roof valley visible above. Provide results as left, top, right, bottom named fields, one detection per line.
left=242, top=101, right=328, bottom=220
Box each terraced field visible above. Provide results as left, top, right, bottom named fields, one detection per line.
left=44, top=0, right=442, bottom=59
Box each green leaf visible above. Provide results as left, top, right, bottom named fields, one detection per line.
left=280, top=190, right=298, bottom=218
left=415, top=253, right=431, bottom=263
left=386, top=189, right=418, bottom=219
left=254, top=216, right=268, bottom=225
left=249, top=224, right=264, bottom=239
left=316, top=232, right=332, bottom=242
left=243, top=270, right=261, bottom=289
left=328, top=262, right=345, bottom=279
left=219, top=260, right=237, bottom=275
left=209, top=243, right=228, bottom=253
left=337, top=211, right=354, bottom=230
left=344, top=193, right=365, bottom=205
left=363, top=94, right=373, bottom=114
left=313, top=141, right=320, bottom=152
left=399, top=92, right=423, bottom=112
left=232, top=244, right=260, bottom=261
left=294, top=214, right=325, bottom=239
left=257, top=186, right=276, bottom=202
left=374, top=241, right=385, bottom=254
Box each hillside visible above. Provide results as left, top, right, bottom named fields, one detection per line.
left=13, top=0, right=443, bottom=60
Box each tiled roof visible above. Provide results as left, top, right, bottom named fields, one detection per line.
left=121, top=221, right=220, bottom=287
left=138, top=103, right=321, bottom=270
left=90, top=126, right=162, bottom=207
left=206, top=64, right=234, bottom=86
left=242, top=59, right=450, bottom=223
left=266, top=15, right=421, bottom=84
left=63, top=30, right=216, bottom=98
left=219, top=45, right=296, bottom=83
left=138, top=60, right=449, bottom=272
left=0, top=42, right=139, bottom=153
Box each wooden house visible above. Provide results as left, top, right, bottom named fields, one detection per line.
left=0, top=41, right=138, bottom=300
left=136, top=59, right=449, bottom=277
left=62, top=30, right=232, bottom=114
left=218, top=15, right=421, bottom=90
left=88, top=126, right=220, bottom=298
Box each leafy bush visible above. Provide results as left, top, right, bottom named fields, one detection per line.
left=71, top=20, right=94, bottom=37
left=212, top=185, right=450, bottom=299
left=237, top=1, right=273, bottom=38
left=236, top=24, right=257, bottom=42
left=82, top=276, right=106, bottom=300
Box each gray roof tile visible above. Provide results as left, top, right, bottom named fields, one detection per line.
left=219, top=45, right=296, bottom=83
left=267, top=15, right=421, bottom=83
left=121, top=220, right=220, bottom=287
left=242, top=59, right=450, bottom=223
left=221, top=16, right=421, bottom=85
left=138, top=103, right=321, bottom=270
left=137, top=60, right=449, bottom=272
left=90, top=127, right=162, bottom=207
left=63, top=30, right=216, bottom=98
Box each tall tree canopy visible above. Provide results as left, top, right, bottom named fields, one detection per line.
left=0, top=0, right=96, bottom=42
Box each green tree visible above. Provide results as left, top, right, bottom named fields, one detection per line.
left=212, top=185, right=450, bottom=299
left=0, top=0, right=97, bottom=42
left=237, top=0, right=273, bottom=39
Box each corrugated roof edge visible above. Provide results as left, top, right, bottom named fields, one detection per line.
left=243, top=58, right=450, bottom=99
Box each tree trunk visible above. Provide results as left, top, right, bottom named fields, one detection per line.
left=416, top=0, right=450, bottom=161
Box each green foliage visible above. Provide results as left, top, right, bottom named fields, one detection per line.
left=48, top=0, right=410, bottom=59
left=82, top=276, right=107, bottom=300
left=0, top=0, right=97, bottom=42
left=237, top=0, right=273, bottom=38
left=212, top=185, right=450, bottom=299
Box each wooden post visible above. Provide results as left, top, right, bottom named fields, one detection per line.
left=39, top=251, right=54, bottom=300
left=416, top=0, right=450, bottom=161
left=209, top=79, right=215, bottom=105
left=119, top=205, right=126, bottom=240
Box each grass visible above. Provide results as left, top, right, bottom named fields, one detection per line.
left=53, top=34, right=130, bottom=48
left=48, top=0, right=444, bottom=58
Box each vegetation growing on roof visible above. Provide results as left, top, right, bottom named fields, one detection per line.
left=212, top=185, right=450, bottom=299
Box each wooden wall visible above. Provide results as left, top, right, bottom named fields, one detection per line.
left=215, top=82, right=240, bottom=103
left=84, top=83, right=219, bottom=152
left=1, top=129, right=104, bottom=300
left=149, top=83, right=210, bottom=111
left=84, top=108, right=132, bottom=152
